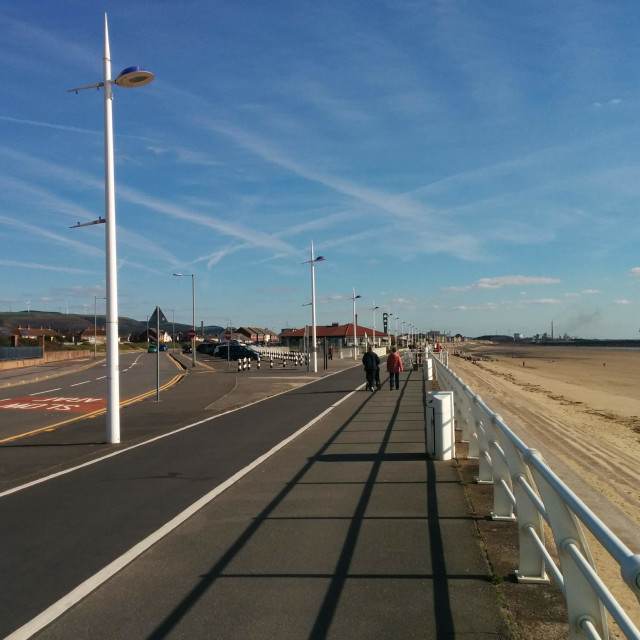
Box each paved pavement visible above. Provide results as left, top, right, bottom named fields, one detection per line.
left=2, top=353, right=512, bottom=639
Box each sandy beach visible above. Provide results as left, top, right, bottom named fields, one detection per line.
left=446, top=342, right=640, bottom=633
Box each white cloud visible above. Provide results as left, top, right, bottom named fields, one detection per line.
left=613, top=299, right=631, bottom=305
left=443, top=275, right=561, bottom=292
left=526, top=298, right=562, bottom=305
left=593, top=99, right=621, bottom=108
left=0, top=259, right=92, bottom=273
left=454, top=303, right=499, bottom=311
left=629, top=267, right=640, bottom=276
left=0, top=213, right=103, bottom=258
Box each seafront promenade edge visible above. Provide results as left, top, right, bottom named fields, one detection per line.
left=1, top=357, right=520, bottom=639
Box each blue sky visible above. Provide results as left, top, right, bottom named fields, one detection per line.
left=1, top=1, right=640, bottom=339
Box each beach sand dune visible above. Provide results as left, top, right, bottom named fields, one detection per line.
left=447, top=343, right=640, bottom=632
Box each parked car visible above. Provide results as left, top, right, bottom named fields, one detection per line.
left=196, top=342, right=217, bottom=355
left=147, top=344, right=157, bottom=353
left=215, top=345, right=260, bottom=361
left=182, top=344, right=192, bottom=354
left=159, top=344, right=168, bottom=351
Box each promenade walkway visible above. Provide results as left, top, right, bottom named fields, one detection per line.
left=18, top=365, right=512, bottom=639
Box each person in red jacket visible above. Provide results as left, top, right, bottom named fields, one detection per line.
left=386, top=346, right=403, bottom=390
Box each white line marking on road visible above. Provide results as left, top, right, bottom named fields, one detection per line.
left=95, top=376, right=106, bottom=380
left=70, top=381, right=90, bottom=387
left=29, top=388, right=62, bottom=396
left=3, top=370, right=360, bottom=640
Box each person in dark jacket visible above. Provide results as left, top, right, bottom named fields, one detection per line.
left=362, top=345, right=380, bottom=391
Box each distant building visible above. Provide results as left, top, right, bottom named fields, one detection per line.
left=12, top=326, right=62, bottom=344
left=80, top=328, right=107, bottom=344
left=137, top=328, right=171, bottom=343
left=281, top=322, right=389, bottom=350
left=235, top=327, right=279, bottom=344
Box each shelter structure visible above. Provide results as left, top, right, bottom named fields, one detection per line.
left=281, top=322, right=389, bottom=352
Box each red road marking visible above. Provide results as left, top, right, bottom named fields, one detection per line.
left=0, top=396, right=106, bottom=413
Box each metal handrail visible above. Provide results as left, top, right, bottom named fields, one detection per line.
left=425, top=347, right=640, bottom=640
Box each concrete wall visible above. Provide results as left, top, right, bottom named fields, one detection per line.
left=0, top=350, right=92, bottom=372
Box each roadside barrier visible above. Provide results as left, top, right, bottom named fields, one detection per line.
left=426, top=347, right=640, bottom=640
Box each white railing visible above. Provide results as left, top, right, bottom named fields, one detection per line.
left=426, top=347, right=640, bottom=640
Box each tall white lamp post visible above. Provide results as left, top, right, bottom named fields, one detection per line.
left=173, top=273, right=196, bottom=367
left=69, top=14, right=153, bottom=444
left=350, top=287, right=362, bottom=360
left=371, top=301, right=379, bottom=347
left=303, top=242, right=326, bottom=373
left=93, top=295, right=106, bottom=359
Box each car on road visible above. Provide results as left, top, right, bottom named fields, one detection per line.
left=182, top=344, right=192, bottom=354
left=214, top=344, right=260, bottom=361
left=147, top=344, right=157, bottom=353
left=159, top=344, right=168, bottom=351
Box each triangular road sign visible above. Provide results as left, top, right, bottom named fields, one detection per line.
left=149, top=307, right=168, bottom=324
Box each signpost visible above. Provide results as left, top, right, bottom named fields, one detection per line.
left=150, top=306, right=168, bottom=402
left=224, top=329, right=232, bottom=341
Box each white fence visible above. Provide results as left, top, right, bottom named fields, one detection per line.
left=427, top=347, right=640, bottom=640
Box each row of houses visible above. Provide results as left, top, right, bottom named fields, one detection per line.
left=4, top=325, right=467, bottom=349
left=140, top=326, right=281, bottom=345
left=3, top=325, right=282, bottom=346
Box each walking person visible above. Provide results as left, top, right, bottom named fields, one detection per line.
left=386, top=346, right=403, bottom=390
left=362, top=345, right=380, bottom=392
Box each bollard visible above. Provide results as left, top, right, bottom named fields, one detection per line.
left=257, top=358, right=261, bottom=370
left=237, top=360, right=242, bottom=372
left=270, top=358, right=273, bottom=369
left=247, top=358, right=251, bottom=371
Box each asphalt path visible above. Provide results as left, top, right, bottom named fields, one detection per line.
left=0, top=363, right=365, bottom=639
left=0, top=352, right=184, bottom=443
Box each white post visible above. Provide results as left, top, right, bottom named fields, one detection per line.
left=94, top=296, right=97, bottom=359
left=156, top=305, right=160, bottom=401
left=104, top=15, right=120, bottom=444
left=352, top=286, right=357, bottom=360
left=372, top=301, right=376, bottom=348
left=191, top=273, right=196, bottom=367
left=311, top=242, right=318, bottom=373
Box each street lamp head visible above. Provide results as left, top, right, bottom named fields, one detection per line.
left=314, top=256, right=326, bottom=262
left=115, top=66, right=154, bottom=88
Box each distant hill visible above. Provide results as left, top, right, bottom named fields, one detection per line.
left=0, top=311, right=224, bottom=338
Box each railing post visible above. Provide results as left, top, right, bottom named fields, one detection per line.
left=499, top=437, right=549, bottom=583
left=489, top=415, right=516, bottom=521
left=525, top=450, right=608, bottom=640
left=472, top=401, right=493, bottom=484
